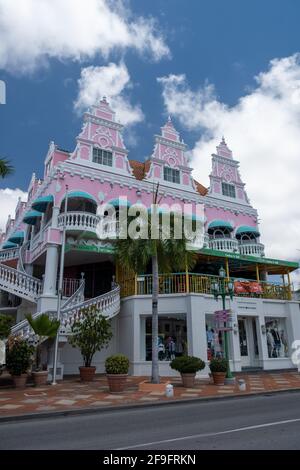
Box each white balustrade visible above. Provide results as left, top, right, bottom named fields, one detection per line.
left=209, top=237, right=239, bottom=253
left=0, top=247, right=20, bottom=262
left=0, top=262, right=42, bottom=303
left=58, top=212, right=101, bottom=233
left=239, top=242, right=265, bottom=257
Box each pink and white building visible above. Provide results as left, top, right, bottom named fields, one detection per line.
left=0, top=98, right=299, bottom=377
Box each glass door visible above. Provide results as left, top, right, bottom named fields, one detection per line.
left=238, top=318, right=251, bottom=367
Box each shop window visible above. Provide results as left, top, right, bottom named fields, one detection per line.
left=206, top=314, right=228, bottom=360
left=145, top=316, right=187, bottom=361
left=265, top=317, right=289, bottom=358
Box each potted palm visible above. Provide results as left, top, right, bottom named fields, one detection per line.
left=69, top=306, right=112, bottom=381
left=170, top=355, right=205, bottom=388
left=209, top=357, right=228, bottom=385
left=6, top=336, right=34, bottom=388
left=105, top=354, right=129, bottom=392
left=26, top=313, right=60, bottom=386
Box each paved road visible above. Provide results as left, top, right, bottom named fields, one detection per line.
left=1, top=391, right=300, bottom=449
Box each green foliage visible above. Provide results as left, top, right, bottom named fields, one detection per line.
left=170, top=355, right=205, bottom=374
left=25, top=313, right=60, bottom=339
left=105, top=354, right=129, bottom=374
left=209, top=357, right=228, bottom=373
left=25, top=313, right=60, bottom=371
left=0, top=314, right=14, bottom=340
left=6, top=338, right=34, bottom=376
left=0, top=158, right=14, bottom=178
left=69, top=306, right=113, bottom=367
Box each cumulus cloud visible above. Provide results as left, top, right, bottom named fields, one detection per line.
left=0, top=0, right=169, bottom=74
left=74, top=62, right=144, bottom=126
left=158, top=55, right=300, bottom=278
left=0, top=188, right=27, bottom=232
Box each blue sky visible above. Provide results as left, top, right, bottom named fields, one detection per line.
left=1, top=0, right=299, bottom=189
left=0, top=0, right=300, bottom=273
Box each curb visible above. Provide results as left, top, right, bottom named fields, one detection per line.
left=1, top=386, right=300, bottom=423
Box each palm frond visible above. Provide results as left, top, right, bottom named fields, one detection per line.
left=0, top=158, right=14, bottom=178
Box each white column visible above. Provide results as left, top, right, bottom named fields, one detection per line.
left=187, top=295, right=208, bottom=376
left=52, top=206, right=60, bottom=229
left=43, top=244, right=59, bottom=296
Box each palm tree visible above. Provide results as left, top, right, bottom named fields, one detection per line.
left=0, top=158, right=14, bottom=178
left=115, top=185, right=197, bottom=384
left=25, top=313, right=60, bottom=371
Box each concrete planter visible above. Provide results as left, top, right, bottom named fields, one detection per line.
left=32, top=370, right=48, bottom=386
left=212, top=372, right=226, bottom=385
left=12, top=374, right=28, bottom=389
left=107, top=374, right=128, bottom=393
left=181, top=373, right=196, bottom=388
left=79, top=366, right=96, bottom=382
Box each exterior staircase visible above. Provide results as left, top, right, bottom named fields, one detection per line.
left=10, top=277, right=121, bottom=340
left=0, top=262, right=43, bottom=303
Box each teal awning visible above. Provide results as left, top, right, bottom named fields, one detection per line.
left=8, top=230, right=25, bottom=244
left=208, top=220, right=233, bottom=231
left=64, top=191, right=97, bottom=204
left=23, top=210, right=43, bottom=225
left=236, top=225, right=260, bottom=237
left=107, top=198, right=131, bottom=208
left=2, top=241, right=18, bottom=249
left=32, top=195, right=54, bottom=213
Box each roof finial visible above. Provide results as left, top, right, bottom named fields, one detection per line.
left=102, top=96, right=107, bottom=103
left=168, top=115, right=172, bottom=122
left=222, top=135, right=226, bottom=144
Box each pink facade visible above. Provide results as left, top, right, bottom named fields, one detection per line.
left=1, top=98, right=262, bottom=254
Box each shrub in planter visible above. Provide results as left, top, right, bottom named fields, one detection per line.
left=69, top=306, right=113, bottom=381
left=26, top=313, right=60, bottom=386
left=105, top=354, right=129, bottom=392
left=170, top=355, right=205, bottom=388
left=209, top=357, right=228, bottom=385
left=6, top=336, right=34, bottom=388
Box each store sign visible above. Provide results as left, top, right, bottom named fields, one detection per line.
left=214, top=309, right=234, bottom=332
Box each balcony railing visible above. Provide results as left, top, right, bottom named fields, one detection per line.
left=209, top=237, right=239, bottom=253
left=58, top=212, right=100, bottom=234
left=120, top=272, right=291, bottom=301
left=239, top=242, right=265, bottom=257
left=0, top=247, right=20, bottom=262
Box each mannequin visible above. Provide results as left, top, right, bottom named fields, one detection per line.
left=271, top=323, right=281, bottom=357
left=280, top=330, right=288, bottom=357
left=266, top=328, right=274, bottom=358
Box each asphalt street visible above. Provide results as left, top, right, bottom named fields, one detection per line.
left=1, top=391, right=300, bottom=450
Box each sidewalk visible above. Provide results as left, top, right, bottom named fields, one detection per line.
left=1, top=371, right=300, bottom=420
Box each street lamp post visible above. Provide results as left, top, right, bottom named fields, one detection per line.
left=211, top=266, right=234, bottom=381
left=51, top=185, right=69, bottom=385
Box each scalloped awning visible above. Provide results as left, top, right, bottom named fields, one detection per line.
left=236, top=225, right=260, bottom=237
left=23, top=210, right=43, bottom=225
left=8, top=230, right=25, bottom=244
left=32, top=195, right=54, bottom=213
left=208, top=220, right=233, bottom=232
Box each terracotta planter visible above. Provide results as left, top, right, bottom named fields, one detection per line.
left=181, top=373, right=196, bottom=388
left=212, top=372, right=226, bottom=385
left=79, top=366, right=96, bottom=382
left=12, top=374, right=28, bottom=389
left=32, top=370, right=48, bottom=386
left=107, top=374, right=127, bottom=393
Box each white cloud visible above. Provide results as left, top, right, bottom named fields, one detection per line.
left=0, top=188, right=27, bottom=232
left=0, top=0, right=169, bottom=74
left=74, top=62, right=144, bottom=126
left=158, top=55, right=300, bottom=271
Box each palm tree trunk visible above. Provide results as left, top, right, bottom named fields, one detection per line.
left=151, top=253, right=160, bottom=384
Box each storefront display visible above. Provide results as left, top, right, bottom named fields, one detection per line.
left=265, top=317, right=289, bottom=358
left=206, top=314, right=224, bottom=360
left=145, top=316, right=187, bottom=361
